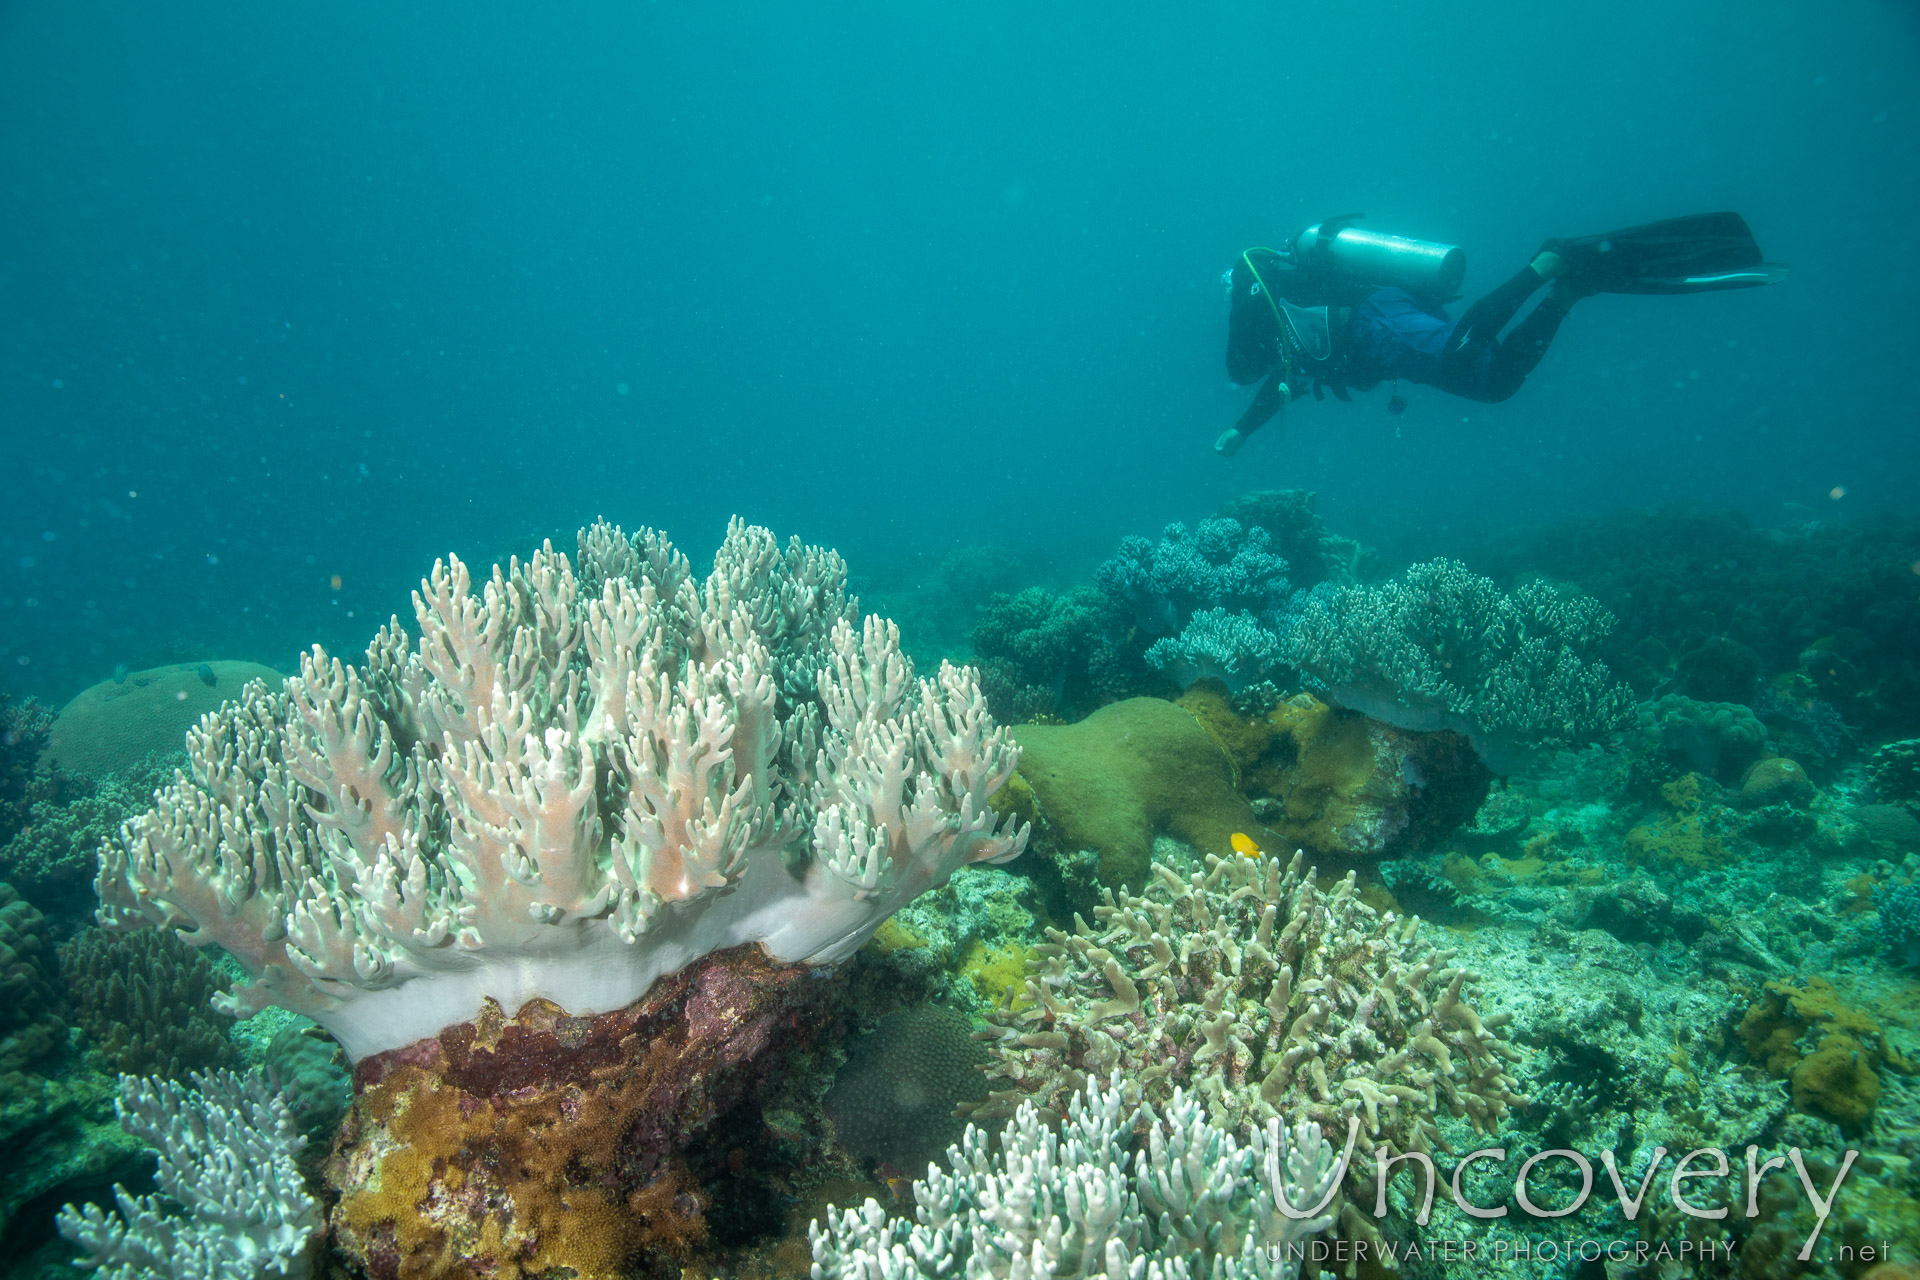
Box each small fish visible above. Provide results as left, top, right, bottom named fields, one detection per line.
left=195, top=663, right=218, bottom=687
left=1230, top=832, right=1261, bottom=859
left=111, top=663, right=128, bottom=684
left=875, top=1162, right=916, bottom=1203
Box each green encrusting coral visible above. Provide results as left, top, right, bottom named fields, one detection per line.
left=1737, top=975, right=1916, bottom=1134
left=1624, top=773, right=1736, bottom=870
left=1181, top=685, right=1488, bottom=860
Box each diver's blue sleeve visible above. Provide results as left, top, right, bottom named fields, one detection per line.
left=1345, top=287, right=1472, bottom=388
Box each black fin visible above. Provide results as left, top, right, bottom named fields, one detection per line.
left=1546, top=212, right=1789, bottom=294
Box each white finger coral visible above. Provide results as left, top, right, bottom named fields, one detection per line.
left=57, top=1070, right=321, bottom=1280
left=94, top=519, right=1027, bottom=1061
left=810, top=1071, right=1346, bottom=1280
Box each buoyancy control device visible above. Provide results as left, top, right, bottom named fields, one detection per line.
left=1229, top=214, right=1467, bottom=398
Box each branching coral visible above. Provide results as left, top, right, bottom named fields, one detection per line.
left=811, top=1071, right=1344, bottom=1280
left=95, top=518, right=1027, bottom=1061
left=59, top=926, right=241, bottom=1079
left=0, top=881, right=65, bottom=1090
left=0, top=692, right=53, bottom=847
left=1283, top=559, right=1632, bottom=768
left=3, top=763, right=168, bottom=917
left=1213, top=489, right=1362, bottom=589
left=1877, top=882, right=1920, bottom=969
left=57, top=1069, right=321, bottom=1280
left=1096, top=518, right=1295, bottom=638
left=1145, top=607, right=1289, bottom=694
left=970, top=850, right=1524, bottom=1251
left=970, top=586, right=1126, bottom=722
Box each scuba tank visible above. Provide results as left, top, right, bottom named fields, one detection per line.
left=1290, top=214, right=1465, bottom=300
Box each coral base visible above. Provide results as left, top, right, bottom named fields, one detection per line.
left=325, top=945, right=832, bottom=1280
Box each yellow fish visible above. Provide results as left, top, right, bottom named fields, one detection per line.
left=1230, top=832, right=1261, bottom=859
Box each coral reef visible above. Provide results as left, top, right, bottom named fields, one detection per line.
left=1459, top=506, right=1920, bottom=733
left=59, top=925, right=242, bottom=1080
left=1736, top=976, right=1914, bottom=1134
left=1632, top=694, right=1769, bottom=787
left=1624, top=774, right=1741, bottom=872
left=328, top=944, right=832, bottom=1279
left=811, top=1071, right=1343, bottom=1280
left=95, top=518, right=1027, bottom=1061
left=0, top=881, right=66, bottom=1096
left=1878, top=881, right=1920, bottom=968
left=1011, top=697, right=1274, bottom=892
left=856, top=542, right=1043, bottom=671
left=969, top=502, right=1373, bottom=724
left=969, top=585, right=1132, bottom=723
left=1284, top=559, right=1633, bottom=770
left=1095, top=518, right=1295, bottom=639
left=969, top=847, right=1524, bottom=1252
left=1213, top=488, right=1371, bottom=589
left=46, top=662, right=284, bottom=778
left=876, top=862, right=1046, bottom=1019
left=822, top=1002, right=987, bottom=1179
left=1145, top=606, right=1290, bottom=694
left=57, top=1068, right=321, bottom=1280
left=1868, top=738, right=1920, bottom=811
left=1854, top=804, right=1920, bottom=858
left=0, top=691, right=53, bottom=847
left=0, top=883, right=136, bottom=1272
left=1, top=758, right=170, bottom=920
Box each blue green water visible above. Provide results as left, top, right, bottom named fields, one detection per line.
left=3, top=1, right=1916, bottom=699
left=4, top=7, right=1920, bottom=1276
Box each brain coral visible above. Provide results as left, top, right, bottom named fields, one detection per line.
left=823, top=1003, right=988, bottom=1178
left=47, top=661, right=283, bottom=777
left=970, top=848, right=1525, bottom=1249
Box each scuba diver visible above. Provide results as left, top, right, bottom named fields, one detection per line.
left=1214, top=211, right=1788, bottom=455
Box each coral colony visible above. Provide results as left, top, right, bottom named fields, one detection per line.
left=811, top=1072, right=1346, bottom=1280
left=16, top=497, right=1919, bottom=1277
left=58, top=1070, right=321, bottom=1280
left=1283, top=558, right=1634, bottom=767
left=968, top=848, right=1525, bottom=1256
left=94, top=519, right=1028, bottom=1061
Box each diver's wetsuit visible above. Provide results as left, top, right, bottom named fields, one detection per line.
left=1228, top=262, right=1576, bottom=442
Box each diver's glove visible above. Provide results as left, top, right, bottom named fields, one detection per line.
left=1214, top=428, right=1246, bottom=457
